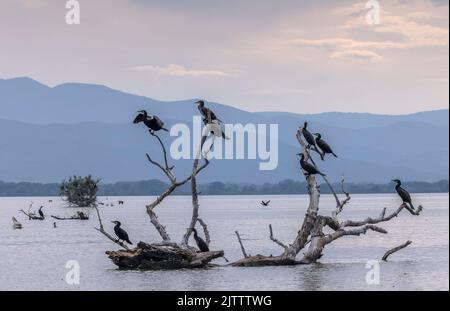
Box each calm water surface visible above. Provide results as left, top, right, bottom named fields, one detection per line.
left=0, top=194, right=448, bottom=291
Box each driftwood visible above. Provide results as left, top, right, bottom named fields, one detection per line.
left=51, top=211, right=89, bottom=220
left=19, top=209, right=44, bottom=221
left=106, top=242, right=224, bottom=270
left=102, top=126, right=223, bottom=270
left=382, top=240, right=412, bottom=261
left=231, top=127, right=423, bottom=267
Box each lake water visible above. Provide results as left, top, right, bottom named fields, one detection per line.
left=0, top=193, right=448, bottom=291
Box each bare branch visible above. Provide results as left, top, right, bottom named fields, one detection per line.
left=19, top=209, right=44, bottom=220
left=269, top=224, right=288, bottom=250
left=182, top=134, right=214, bottom=246
left=341, top=203, right=423, bottom=228
left=197, top=218, right=211, bottom=246
left=235, top=231, right=249, bottom=258
left=382, top=240, right=412, bottom=261
left=94, top=205, right=130, bottom=250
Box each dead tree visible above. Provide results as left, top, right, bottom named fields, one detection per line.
left=232, top=127, right=423, bottom=267
left=101, top=130, right=224, bottom=269
left=19, top=202, right=44, bottom=220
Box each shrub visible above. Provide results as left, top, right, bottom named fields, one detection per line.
left=60, top=175, right=100, bottom=207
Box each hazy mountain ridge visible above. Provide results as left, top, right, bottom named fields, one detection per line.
left=0, top=77, right=448, bottom=183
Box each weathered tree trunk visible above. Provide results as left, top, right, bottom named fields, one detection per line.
left=98, top=128, right=222, bottom=270
left=106, top=242, right=224, bottom=270
left=231, top=127, right=424, bottom=267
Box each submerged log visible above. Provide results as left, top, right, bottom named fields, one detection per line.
left=106, top=242, right=224, bottom=270
left=51, top=211, right=89, bottom=220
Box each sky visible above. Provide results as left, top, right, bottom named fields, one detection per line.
left=0, top=0, right=448, bottom=114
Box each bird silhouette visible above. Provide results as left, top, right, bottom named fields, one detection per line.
left=315, top=133, right=338, bottom=158
left=297, top=153, right=325, bottom=176
left=111, top=221, right=133, bottom=244
left=392, top=179, right=415, bottom=210
left=192, top=228, right=209, bottom=252
left=133, top=110, right=169, bottom=134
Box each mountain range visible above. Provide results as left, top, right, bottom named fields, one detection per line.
left=1, top=77, right=448, bottom=184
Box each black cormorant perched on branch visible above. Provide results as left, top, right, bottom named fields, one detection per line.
left=261, top=200, right=271, bottom=207
left=297, top=153, right=325, bottom=176
left=111, top=221, right=133, bottom=244
left=392, top=179, right=415, bottom=210
left=302, top=122, right=317, bottom=149
left=195, top=100, right=222, bottom=123
left=133, top=110, right=169, bottom=133
left=192, top=228, right=209, bottom=252
left=315, top=133, right=338, bottom=158
left=38, top=206, right=44, bottom=219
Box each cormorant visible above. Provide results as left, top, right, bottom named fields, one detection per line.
left=133, top=110, right=169, bottom=133
left=195, top=100, right=222, bottom=123
left=315, top=133, right=338, bottom=158
left=53, top=222, right=57, bottom=229
left=392, top=179, right=415, bottom=210
left=201, top=116, right=229, bottom=140
left=118, top=200, right=124, bottom=205
left=111, top=221, right=133, bottom=244
left=192, top=228, right=209, bottom=252
left=297, top=153, right=325, bottom=176
left=261, top=200, right=271, bottom=207
left=38, top=206, right=44, bottom=219
left=302, top=122, right=317, bottom=148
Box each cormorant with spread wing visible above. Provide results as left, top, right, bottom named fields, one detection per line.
left=111, top=221, right=133, bottom=244
left=392, top=179, right=415, bottom=210
left=133, top=110, right=168, bottom=133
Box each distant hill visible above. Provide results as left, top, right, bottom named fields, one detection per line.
left=0, top=77, right=448, bottom=183
left=0, top=179, right=448, bottom=197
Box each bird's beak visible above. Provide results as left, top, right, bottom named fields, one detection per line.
left=195, top=101, right=201, bottom=104
left=111, top=221, right=115, bottom=223
left=296, top=153, right=301, bottom=156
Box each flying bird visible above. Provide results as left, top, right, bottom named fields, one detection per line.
left=315, top=133, right=338, bottom=158
left=260, top=200, right=271, bottom=207
left=192, top=228, right=209, bottom=252
left=297, top=153, right=325, bottom=176
left=392, top=179, right=415, bottom=210
left=111, top=221, right=133, bottom=244
left=133, top=110, right=169, bottom=133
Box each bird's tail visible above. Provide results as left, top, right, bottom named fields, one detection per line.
left=222, top=132, right=230, bottom=140
left=319, top=171, right=326, bottom=177
left=126, top=239, right=133, bottom=245
left=332, top=152, right=338, bottom=158
left=162, top=128, right=169, bottom=132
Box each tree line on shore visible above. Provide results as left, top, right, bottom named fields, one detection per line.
left=0, top=179, right=448, bottom=197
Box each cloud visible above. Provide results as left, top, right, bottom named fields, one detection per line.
left=286, top=1, right=449, bottom=63
left=129, top=64, right=229, bottom=77
left=331, top=49, right=383, bottom=62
